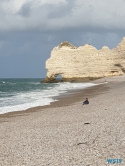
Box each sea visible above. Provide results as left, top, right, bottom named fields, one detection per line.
left=0, top=78, right=97, bottom=115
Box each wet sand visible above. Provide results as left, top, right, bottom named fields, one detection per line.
left=0, top=75, right=125, bottom=165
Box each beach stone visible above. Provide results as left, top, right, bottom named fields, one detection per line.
left=0, top=75, right=125, bottom=165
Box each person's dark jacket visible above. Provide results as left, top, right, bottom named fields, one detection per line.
left=83, top=100, right=89, bottom=105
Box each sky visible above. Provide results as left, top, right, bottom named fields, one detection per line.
left=0, top=0, right=125, bottom=78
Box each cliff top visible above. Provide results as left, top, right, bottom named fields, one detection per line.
left=57, top=37, right=125, bottom=51
left=58, top=41, right=77, bottom=49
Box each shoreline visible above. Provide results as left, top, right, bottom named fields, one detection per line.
left=0, top=74, right=121, bottom=118
left=0, top=75, right=125, bottom=165
left=0, top=80, right=108, bottom=118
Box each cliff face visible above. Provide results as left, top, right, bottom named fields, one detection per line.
left=43, top=39, right=125, bottom=83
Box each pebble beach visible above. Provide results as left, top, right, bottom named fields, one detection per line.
left=0, top=75, right=125, bottom=166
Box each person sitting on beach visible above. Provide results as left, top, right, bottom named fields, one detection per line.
left=83, top=98, right=89, bottom=105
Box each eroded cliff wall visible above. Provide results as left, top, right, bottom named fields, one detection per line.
left=43, top=38, right=125, bottom=82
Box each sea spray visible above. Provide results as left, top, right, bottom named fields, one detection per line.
left=0, top=79, right=97, bottom=114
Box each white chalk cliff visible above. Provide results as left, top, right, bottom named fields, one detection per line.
left=43, top=38, right=125, bottom=82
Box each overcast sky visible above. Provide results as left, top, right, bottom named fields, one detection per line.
left=0, top=0, right=125, bottom=78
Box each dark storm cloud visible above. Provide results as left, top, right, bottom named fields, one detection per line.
left=46, top=0, right=75, bottom=19
left=18, top=2, right=32, bottom=17
left=0, top=31, right=54, bottom=78
left=0, top=0, right=125, bottom=32
left=0, top=0, right=125, bottom=78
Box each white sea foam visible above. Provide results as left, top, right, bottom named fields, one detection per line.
left=0, top=82, right=97, bottom=114
left=29, top=82, right=41, bottom=85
